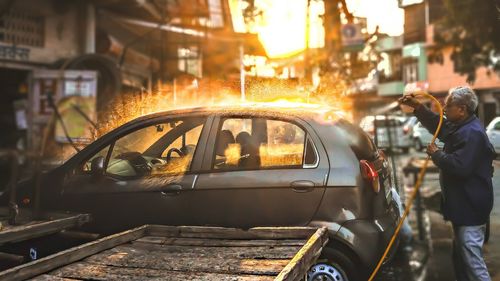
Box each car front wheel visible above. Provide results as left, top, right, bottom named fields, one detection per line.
left=307, top=248, right=359, bottom=281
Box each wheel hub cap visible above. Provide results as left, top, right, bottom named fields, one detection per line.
left=307, top=263, right=346, bottom=281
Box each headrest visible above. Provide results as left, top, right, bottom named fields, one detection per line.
left=216, top=130, right=235, bottom=156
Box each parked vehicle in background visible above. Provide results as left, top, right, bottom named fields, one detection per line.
left=360, top=115, right=412, bottom=153
left=486, top=117, right=500, bottom=156
left=8, top=104, right=402, bottom=281
left=403, top=116, right=418, bottom=138
left=412, top=121, right=445, bottom=151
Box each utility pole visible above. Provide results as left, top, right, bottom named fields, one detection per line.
left=304, top=0, right=312, bottom=84
left=323, top=0, right=342, bottom=63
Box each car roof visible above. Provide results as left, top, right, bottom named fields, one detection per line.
left=487, top=116, right=500, bottom=129
left=130, top=102, right=346, bottom=123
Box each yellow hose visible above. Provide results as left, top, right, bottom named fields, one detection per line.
left=368, top=92, right=444, bottom=281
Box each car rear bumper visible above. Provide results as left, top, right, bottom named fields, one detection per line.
left=334, top=200, right=401, bottom=273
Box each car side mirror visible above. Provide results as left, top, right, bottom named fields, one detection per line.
left=90, top=156, right=105, bottom=177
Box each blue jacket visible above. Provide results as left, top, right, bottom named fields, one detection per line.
left=415, top=105, right=494, bottom=226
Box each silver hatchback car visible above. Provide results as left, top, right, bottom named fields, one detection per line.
left=486, top=117, right=500, bottom=156
left=11, top=104, right=401, bottom=281
left=360, top=115, right=413, bottom=152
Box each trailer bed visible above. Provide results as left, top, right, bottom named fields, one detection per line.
left=1, top=225, right=329, bottom=281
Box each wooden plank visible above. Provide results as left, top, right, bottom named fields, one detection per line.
left=0, top=214, right=91, bottom=245
left=275, top=227, right=329, bottom=281
left=0, top=252, right=24, bottom=263
left=0, top=225, right=148, bottom=281
left=85, top=248, right=290, bottom=275
left=120, top=242, right=301, bottom=259
left=147, top=225, right=318, bottom=240
left=50, top=262, right=275, bottom=281
left=29, top=274, right=82, bottom=281
left=248, top=227, right=318, bottom=239
left=136, top=236, right=307, bottom=247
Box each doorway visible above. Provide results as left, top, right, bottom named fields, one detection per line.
left=0, top=68, right=29, bottom=191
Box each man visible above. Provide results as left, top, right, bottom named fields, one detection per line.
left=399, top=86, right=494, bottom=281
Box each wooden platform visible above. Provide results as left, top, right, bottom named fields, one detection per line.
left=0, top=210, right=90, bottom=246
left=1, top=225, right=329, bottom=281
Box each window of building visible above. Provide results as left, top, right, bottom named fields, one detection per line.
left=0, top=10, right=44, bottom=47
left=403, top=59, right=419, bottom=84
left=207, top=0, right=224, bottom=28
left=178, top=46, right=202, bottom=77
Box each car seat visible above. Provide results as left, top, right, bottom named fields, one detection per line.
left=214, top=130, right=235, bottom=168
left=235, top=131, right=261, bottom=169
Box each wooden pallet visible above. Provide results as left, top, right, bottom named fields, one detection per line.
left=1, top=225, right=328, bottom=281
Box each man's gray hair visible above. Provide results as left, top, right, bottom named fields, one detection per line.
left=448, top=86, right=478, bottom=114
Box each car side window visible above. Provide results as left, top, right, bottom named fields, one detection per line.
left=494, top=122, right=500, bottom=131
left=213, top=117, right=315, bottom=171
left=80, top=145, right=111, bottom=174
left=162, top=124, right=203, bottom=158
left=106, top=118, right=206, bottom=178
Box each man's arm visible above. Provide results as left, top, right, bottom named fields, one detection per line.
left=430, top=130, right=481, bottom=177
left=414, top=105, right=453, bottom=143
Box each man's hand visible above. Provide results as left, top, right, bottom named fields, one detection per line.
left=398, top=93, right=422, bottom=109
left=427, top=143, right=439, bottom=155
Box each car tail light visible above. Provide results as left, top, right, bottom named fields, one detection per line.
left=360, top=160, right=380, bottom=193
left=403, top=126, right=410, bottom=134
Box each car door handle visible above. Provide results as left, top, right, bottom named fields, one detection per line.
left=291, top=180, right=315, bottom=192
left=160, top=184, right=183, bottom=196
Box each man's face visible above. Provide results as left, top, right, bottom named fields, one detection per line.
left=444, top=95, right=467, bottom=123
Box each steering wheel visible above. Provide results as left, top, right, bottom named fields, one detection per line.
left=115, top=152, right=152, bottom=176
left=166, top=148, right=185, bottom=162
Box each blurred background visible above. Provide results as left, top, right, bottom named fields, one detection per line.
left=0, top=1, right=498, bottom=279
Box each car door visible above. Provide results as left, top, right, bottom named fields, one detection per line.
left=60, top=115, right=212, bottom=233
left=190, top=114, right=328, bottom=229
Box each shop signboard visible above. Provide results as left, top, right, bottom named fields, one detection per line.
left=31, top=70, right=97, bottom=145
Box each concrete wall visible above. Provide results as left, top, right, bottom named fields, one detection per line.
left=426, top=24, right=500, bottom=93
left=427, top=46, right=500, bottom=93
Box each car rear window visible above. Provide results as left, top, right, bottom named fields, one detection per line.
left=336, top=119, right=378, bottom=161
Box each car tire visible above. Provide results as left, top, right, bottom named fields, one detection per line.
left=308, top=247, right=360, bottom=281
left=414, top=138, right=423, bottom=151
